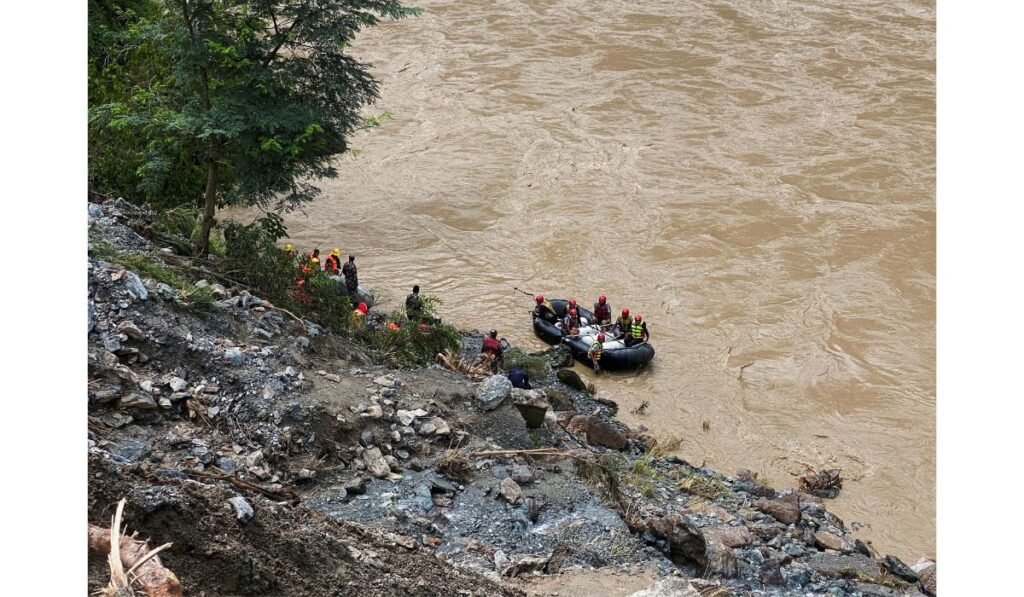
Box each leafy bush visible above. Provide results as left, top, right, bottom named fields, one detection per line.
left=363, top=307, right=463, bottom=367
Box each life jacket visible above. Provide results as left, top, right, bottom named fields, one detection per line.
left=617, top=316, right=631, bottom=331
left=594, top=302, right=611, bottom=320
left=588, top=340, right=603, bottom=361
left=535, top=300, right=556, bottom=321
left=324, top=254, right=341, bottom=273
left=350, top=309, right=365, bottom=328
left=482, top=336, right=501, bottom=355
left=630, top=321, right=645, bottom=339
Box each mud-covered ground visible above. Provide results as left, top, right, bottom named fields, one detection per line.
left=86, top=199, right=936, bottom=596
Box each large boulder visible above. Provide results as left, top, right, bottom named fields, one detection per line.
left=512, top=389, right=549, bottom=428
left=586, top=419, right=627, bottom=450
left=814, top=530, right=851, bottom=552
left=756, top=497, right=801, bottom=525
left=881, top=555, right=919, bottom=583
left=476, top=375, right=512, bottom=411
left=124, top=271, right=148, bottom=301
left=361, top=447, right=391, bottom=479
left=499, top=477, right=524, bottom=505
left=556, top=368, right=587, bottom=391
left=917, top=562, right=936, bottom=596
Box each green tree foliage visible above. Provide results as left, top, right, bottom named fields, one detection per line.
left=89, top=0, right=419, bottom=254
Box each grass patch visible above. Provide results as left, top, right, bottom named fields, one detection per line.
left=545, top=388, right=573, bottom=411
left=91, top=238, right=186, bottom=289
left=502, top=347, right=550, bottom=379
left=624, top=453, right=662, bottom=498
left=676, top=469, right=730, bottom=499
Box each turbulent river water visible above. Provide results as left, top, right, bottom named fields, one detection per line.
left=276, top=0, right=935, bottom=560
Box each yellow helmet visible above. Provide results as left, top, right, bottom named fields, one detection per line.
left=284, top=243, right=294, bottom=251
left=311, top=257, right=320, bottom=264
left=332, top=248, right=340, bottom=256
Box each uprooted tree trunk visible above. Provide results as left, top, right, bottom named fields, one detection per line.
left=88, top=498, right=182, bottom=597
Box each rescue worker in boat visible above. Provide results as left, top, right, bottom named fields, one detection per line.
left=533, top=295, right=557, bottom=324
left=480, top=329, right=504, bottom=372
left=613, top=308, right=632, bottom=338
left=342, top=254, right=358, bottom=293
left=563, top=307, right=582, bottom=336
left=593, top=294, right=612, bottom=327
left=624, top=314, right=650, bottom=347
left=405, top=285, right=424, bottom=321
left=587, top=332, right=606, bottom=373
left=324, top=248, right=342, bottom=274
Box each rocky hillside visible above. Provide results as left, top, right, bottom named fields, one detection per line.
left=87, top=198, right=936, bottom=596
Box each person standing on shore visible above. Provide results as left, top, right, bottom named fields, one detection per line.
left=324, top=248, right=341, bottom=274
left=342, top=255, right=358, bottom=293
left=406, top=285, right=423, bottom=321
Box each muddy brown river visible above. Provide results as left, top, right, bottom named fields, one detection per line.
left=274, top=0, right=935, bottom=561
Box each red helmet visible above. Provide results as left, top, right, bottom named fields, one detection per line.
left=597, top=333, right=605, bottom=342
left=569, top=308, right=577, bottom=316
left=568, top=298, right=577, bottom=307
left=598, top=295, right=606, bottom=304
left=634, top=314, right=642, bottom=322
left=622, top=308, right=630, bottom=317
left=535, top=295, right=544, bottom=304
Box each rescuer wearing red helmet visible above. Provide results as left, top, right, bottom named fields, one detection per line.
left=624, top=313, right=650, bottom=347
left=563, top=307, right=582, bottom=336
left=533, top=294, right=557, bottom=324
left=614, top=308, right=632, bottom=338
left=587, top=332, right=606, bottom=373
left=593, top=294, right=612, bottom=326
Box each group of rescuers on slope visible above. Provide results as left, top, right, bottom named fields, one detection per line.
left=283, top=243, right=434, bottom=332
left=283, top=244, right=650, bottom=378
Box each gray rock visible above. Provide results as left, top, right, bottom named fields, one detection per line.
left=502, top=555, right=550, bottom=578
left=116, top=320, right=145, bottom=341
left=216, top=457, right=237, bottom=473
left=513, top=392, right=550, bottom=429
left=112, top=439, right=151, bottom=463
left=499, top=477, right=524, bottom=505
left=556, top=368, right=587, bottom=391
left=881, top=555, right=919, bottom=583
left=808, top=553, right=881, bottom=579
left=224, top=347, right=246, bottom=366
left=431, top=417, right=451, bottom=436
left=210, top=283, right=228, bottom=299
left=124, top=271, right=148, bottom=300
left=102, top=334, right=122, bottom=353
left=476, top=375, right=513, bottom=411
left=756, top=497, right=802, bottom=525
left=373, top=374, right=399, bottom=388
left=586, top=418, right=627, bottom=450
left=396, top=410, right=418, bottom=427
left=227, top=496, right=254, bottom=523
left=88, top=301, right=96, bottom=333
left=510, top=464, right=533, bottom=484
left=168, top=376, right=188, bottom=392
left=365, top=404, right=383, bottom=419
left=413, top=484, right=434, bottom=511
left=417, top=420, right=437, bottom=436
left=362, top=447, right=391, bottom=479
left=120, top=392, right=157, bottom=411
left=814, top=530, right=850, bottom=552
left=494, top=549, right=510, bottom=571
left=245, top=450, right=264, bottom=468
left=295, top=336, right=310, bottom=351
left=343, top=477, right=369, bottom=495
left=917, top=562, right=936, bottom=596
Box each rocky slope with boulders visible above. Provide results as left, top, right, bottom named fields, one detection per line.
left=87, top=197, right=936, bottom=596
